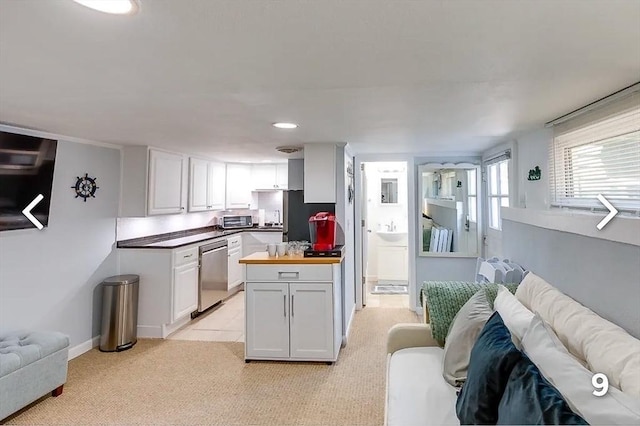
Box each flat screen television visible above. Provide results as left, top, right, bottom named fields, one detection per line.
left=0, top=130, right=57, bottom=231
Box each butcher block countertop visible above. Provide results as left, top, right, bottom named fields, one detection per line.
left=239, top=252, right=344, bottom=264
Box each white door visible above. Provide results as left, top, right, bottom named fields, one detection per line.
left=360, top=163, right=368, bottom=306
left=289, top=282, right=334, bottom=360
left=148, top=150, right=185, bottom=215
left=245, top=282, right=290, bottom=359
left=226, top=164, right=253, bottom=208
left=228, top=248, right=243, bottom=290
left=172, top=262, right=199, bottom=321
left=208, top=162, right=226, bottom=210
left=189, top=158, right=209, bottom=212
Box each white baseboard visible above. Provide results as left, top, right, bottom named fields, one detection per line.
left=137, top=324, right=163, bottom=339
left=68, top=336, right=100, bottom=360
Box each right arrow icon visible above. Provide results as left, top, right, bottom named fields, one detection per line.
left=596, top=194, right=618, bottom=230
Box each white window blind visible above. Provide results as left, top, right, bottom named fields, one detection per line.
left=549, top=93, right=640, bottom=213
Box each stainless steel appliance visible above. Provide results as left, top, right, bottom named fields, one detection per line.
left=196, top=240, right=228, bottom=315
left=282, top=190, right=335, bottom=242
left=222, top=215, right=253, bottom=229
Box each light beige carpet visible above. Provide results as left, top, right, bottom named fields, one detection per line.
left=5, top=307, right=417, bottom=425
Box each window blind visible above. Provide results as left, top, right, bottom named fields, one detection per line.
left=549, top=92, right=640, bottom=213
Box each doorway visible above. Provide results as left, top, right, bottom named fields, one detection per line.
left=360, top=161, right=410, bottom=309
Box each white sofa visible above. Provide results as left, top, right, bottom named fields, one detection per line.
left=384, top=273, right=640, bottom=426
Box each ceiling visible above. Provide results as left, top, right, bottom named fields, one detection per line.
left=1, top=1, right=639, bottom=162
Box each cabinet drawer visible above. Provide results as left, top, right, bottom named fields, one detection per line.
left=173, top=247, right=198, bottom=266
left=246, top=264, right=332, bottom=282
left=227, top=234, right=242, bottom=250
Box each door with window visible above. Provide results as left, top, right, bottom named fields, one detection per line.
left=484, top=155, right=510, bottom=259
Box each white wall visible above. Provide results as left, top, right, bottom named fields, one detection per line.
left=501, top=126, right=640, bottom=337
left=0, top=139, right=120, bottom=348
left=516, top=128, right=552, bottom=209
left=336, top=145, right=356, bottom=340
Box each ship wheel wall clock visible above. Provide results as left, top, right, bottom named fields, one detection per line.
left=71, top=173, right=99, bottom=202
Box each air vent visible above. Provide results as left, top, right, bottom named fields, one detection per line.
left=276, top=146, right=303, bottom=154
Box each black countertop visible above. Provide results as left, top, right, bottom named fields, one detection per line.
left=117, top=225, right=283, bottom=249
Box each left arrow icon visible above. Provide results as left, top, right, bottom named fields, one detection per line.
left=22, top=194, right=44, bottom=230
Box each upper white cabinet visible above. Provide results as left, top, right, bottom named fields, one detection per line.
left=189, top=158, right=225, bottom=212
left=226, top=163, right=254, bottom=209
left=121, top=146, right=187, bottom=216
left=250, top=163, right=288, bottom=190
left=304, top=144, right=336, bottom=203
left=276, top=163, right=288, bottom=189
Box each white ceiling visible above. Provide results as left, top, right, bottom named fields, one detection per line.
left=1, top=0, right=639, bottom=162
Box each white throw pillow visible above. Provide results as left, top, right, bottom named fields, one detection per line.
left=494, top=284, right=534, bottom=343
left=522, top=314, right=640, bottom=425
left=441, top=289, right=493, bottom=387
left=516, top=272, right=640, bottom=398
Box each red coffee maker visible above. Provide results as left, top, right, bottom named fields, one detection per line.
left=308, top=212, right=337, bottom=251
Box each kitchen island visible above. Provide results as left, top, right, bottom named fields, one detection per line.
left=240, top=252, right=344, bottom=363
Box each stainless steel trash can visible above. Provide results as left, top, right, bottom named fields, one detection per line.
left=99, top=274, right=139, bottom=352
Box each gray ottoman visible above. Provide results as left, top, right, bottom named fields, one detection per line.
left=0, top=330, right=69, bottom=420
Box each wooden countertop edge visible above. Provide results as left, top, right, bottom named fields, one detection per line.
left=239, top=255, right=344, bottom=264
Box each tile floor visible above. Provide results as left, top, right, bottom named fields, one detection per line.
left=169, top=282, right=412, bottom=342
left=168, top=290, right=246, bottom=342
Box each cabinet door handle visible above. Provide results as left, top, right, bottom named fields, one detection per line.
left=278, top=271, right=299, bottom=279
left=291, top=295, right=294, bottom=317
left=283, top=295, right=287, bottom=317
left=183, top=254, right=193, bottom=259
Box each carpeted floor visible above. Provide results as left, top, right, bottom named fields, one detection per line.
left=5, top=307, right=417, bottom=425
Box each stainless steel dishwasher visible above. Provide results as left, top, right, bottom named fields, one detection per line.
left=196, top=239, right=228, bottom=316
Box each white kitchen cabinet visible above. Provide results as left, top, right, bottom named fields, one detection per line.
left=227, top=234, right=244, bottom=290
left=250, top=163, right=288, bottom=190
left=304, top=144, right=336, bottom=203
left=226, top=163, right=254, bottom=209
left=244, top=262, right=342, bottom=362
left=121, top=146, right=187, bottom=216
left=118, top=243, right=203, bottom=338
left=172, top=261, right=199, bottom=322
left=289, top=282, right=334, bottom=360
left=245, top=282, right=290, bottom=359
left=189, top=158, right=226, bottom=212
left=276, top=163, right=288, bottom=189
left=148, top=149, right=186, bottom=215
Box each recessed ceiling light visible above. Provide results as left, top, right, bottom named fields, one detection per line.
left=272, top=122, right=298, bottom=129
left=72, top=0, right=139, bottom=15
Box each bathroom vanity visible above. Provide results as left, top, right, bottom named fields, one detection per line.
left=239, top=252, right=343, bottom=364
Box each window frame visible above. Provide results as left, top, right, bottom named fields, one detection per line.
left=487, top=159, right=510, bottom=231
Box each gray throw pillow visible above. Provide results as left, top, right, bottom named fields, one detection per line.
left=442, top=289, right=493, bottom=387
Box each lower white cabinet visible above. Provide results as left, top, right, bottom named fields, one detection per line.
left=172, top=261, right=199, bottom=321
left=377, top=246, right=408, bottom=282
left=227, top=235, right=243, bottom=290
left=244, top=263, right=342, bottom=362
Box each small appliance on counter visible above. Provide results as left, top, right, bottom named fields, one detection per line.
left=304, top=244, right=344, bottom=258
left=222, top=215, right=253, bottom=229
left=308, top=212, right=337, bottom=251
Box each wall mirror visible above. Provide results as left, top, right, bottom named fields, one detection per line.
left=418, top=163, right=482, bottom=257
left=381, top=178, right=398, bottom=204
